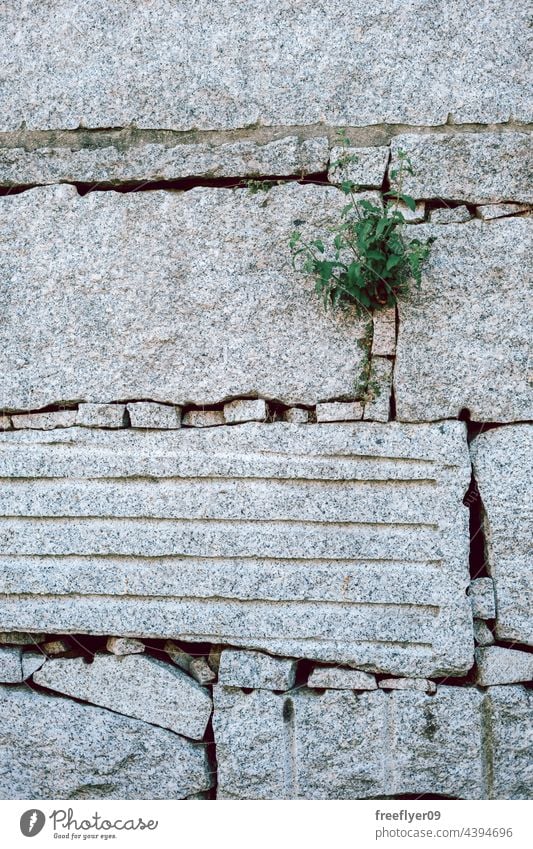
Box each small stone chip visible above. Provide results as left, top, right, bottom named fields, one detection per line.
left=11, top=410, right=77, bottom=430
left=473, top=619, right=494, bottom=646
left=429, top=205, right=472, bottom=224
left=127, top=402, right=181, bottom=429
left=475, top=647, right=533, bottom=686
left=218, top=649, right=297, bottom=691
left=164, top=641, right=216, bottom=685
left=182, top=409, right=225, bottom=428
left=223, top=399, right=267, bottom=424
left=307, top=667, right=377, bottom=690
left=372, top=308, right=396, bottom=356
left=106, top=637, right=145, bottom=656
left=0, top=415, right=12, bottom=431
left=396, top=200, right=426, bottom=222
left=468, top=578, right=496, bottom=620
left=76, top=403, right=126, bottom=428
left=283, top=407, right=310, bottom=424
left=476, top=203, right=530, bottom=221
left=41, top=639, right=72, bottom=656
left=316, top=401, right=364, bottom=423
left=363, top=358, right=393, bottom=422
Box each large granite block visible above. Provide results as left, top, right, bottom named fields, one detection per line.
left=395, top=220, right=532, bottom=422
left=0, top=421, right=472, bottom=676
left=0, top=1, right=528, bottom=131
left=0, top=183, right=367, bottom=410
left=0, top=685, right=212, bottom=799
left=33, top=654, right=212, bottom=739
left=470, top=425, right=532, bottom=645
left=213, top=685, right=484, bottom=799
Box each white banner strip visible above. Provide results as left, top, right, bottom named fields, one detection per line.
left=1, top=799, right=531, bottom=849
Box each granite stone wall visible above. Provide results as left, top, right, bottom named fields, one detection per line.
left=0, top=1, right=531, bottom=800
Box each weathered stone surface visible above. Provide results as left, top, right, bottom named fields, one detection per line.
left=1, top=1, right=528, bottom=131
left=282, top=408, right=309, bottom=424
left=307, top=667, right=376, bottom=690
left=218, top=649, right=297, bottom=691
left=390, top=133, right=533, bottom=204
left=106, top=636, right=145, bottom=655
left=213, top=685, right=484, bottom=799
left=182, top=410, right=226, bottom=428
left=76, top=403, right=126, bottom=428
left=471, top=426, right=532, bottom=645
left=164, top=642, right=216, bottom=686
left=0, top=646, right=22, bottom=682
left=429, top=205, right=472, bottom=224
left=378, top=677, right=436, bottom=693
left=223, top=399, right=267, bottom=424
left=372, top=309, right=396, bottom=357
left=127, top=402, right=181, bottom=429
left=42, top=639, right=72, bottom=656
left=468, top=578, right=496, bottom=620
left=475, top=647, right=533, bottom=686
left=328, top=146, right=389, bottom=188
left=0, top=421, right=473, bottom=677
left=476, top=203, right=530, bottom=221
left=0, top=632, right=45, bottom=645
left=473, top=619, right=494, bottom=646
left=0, top=685, right=212, bottom=799
left=395, top=220, right=533, bottom=422
left=396, top=200, right=426, bottom=222
left=363, top=358, right=393, bottom=422
left=0, top=136, right=329, bottom=186
left=33, top=654, right=212, bottom=740
left=316, top=402, right=364, bottom=422
left=0, top=184, right=370, bottom=410
left=486, top=686, right=533, bottom=800
left=21, top=651, right=46, bottom=679
left=0, top=416, right=12, bottom=431
left=388, top=687, right=484, bottom=798
left=12, top=411, right=77, bottom=430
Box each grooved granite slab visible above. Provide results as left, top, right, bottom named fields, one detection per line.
left=470, top=425, right=533, bottom=646
left=0, top=183, right=367, bottom=410
left=0, top=685, right=212, bottom=800
left=0, top=1, right=529, bottom=131
left=0, top=421, right=473, bottom=676
left=394, top=220, right=533, bottom=422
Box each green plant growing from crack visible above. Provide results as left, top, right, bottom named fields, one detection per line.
left=290, top=131, right=434, bottom=402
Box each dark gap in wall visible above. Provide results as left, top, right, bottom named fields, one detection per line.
left=463, top=471, right=489, bottom=580
left=71, top=172, right=331, bottom=195
left=2, top=400, right=81, bottom=416
left=201, top=714, right=219, bottom=800
left=425, top=198, right=473, bottom=212
left=293, top=658, right=315, bottom=689
left=388, top=381, right=397, bottom=421
left=494, top=639, right=533, bottom=655
left=266, top=400, right=288, bottom=422
left=432, top=667, right=478, bottom=687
